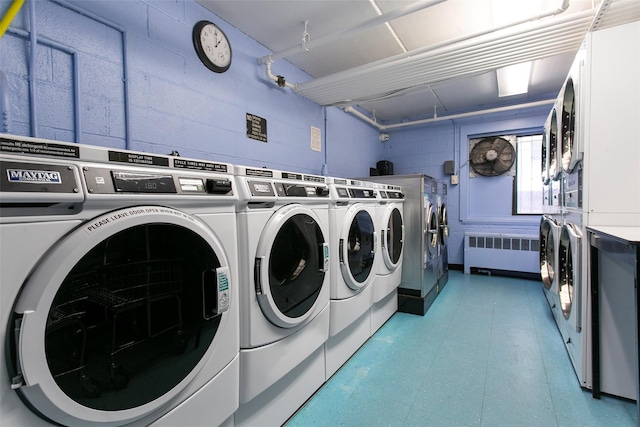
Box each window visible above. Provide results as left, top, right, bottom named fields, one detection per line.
left=513, top=134, right=543, bottom=215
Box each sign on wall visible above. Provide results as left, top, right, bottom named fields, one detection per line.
left=246, top=113, right=267, bottom=142
left=310, top=126, right=321, bottom=152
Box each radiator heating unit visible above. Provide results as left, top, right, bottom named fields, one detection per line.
left=464, top=233, right=539, bottom=275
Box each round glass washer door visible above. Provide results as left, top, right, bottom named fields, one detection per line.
left=559, top=224, right=581, bottom=320
left=381, top=204, right=404, bottom=270
left=254, top=204, right=328, bottom=328
left=338, top=204, right=377, bottom=291
left=539, top=217, right=556, bottom=291
left=10, top=206, right=232, bottom=426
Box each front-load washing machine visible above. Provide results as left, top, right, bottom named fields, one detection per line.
left=324, top=177, right=378, bottom=379
left=370, top=183, right=404, bottom=336
left=233, top=166, right=330, bottom=426
left=539, top=215, right=562, bottom=320
left=558, top=218, right=586, bottom=382
left=0, top=135, right=239, bottom=427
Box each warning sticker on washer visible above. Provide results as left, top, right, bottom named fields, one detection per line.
left=0, top=137, right=80, bottom=158
left=83, top=206, right=197, bottom=234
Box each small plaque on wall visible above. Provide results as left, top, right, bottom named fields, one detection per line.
left=310, top=125, right=321, bottom=152
left=246, top=113, right=267, bottom=142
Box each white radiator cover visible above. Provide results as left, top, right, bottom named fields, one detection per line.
left=464, top=233, right=539, bottom=274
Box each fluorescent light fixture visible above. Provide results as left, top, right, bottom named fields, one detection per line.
left=497, top=62, right=532, bottom=97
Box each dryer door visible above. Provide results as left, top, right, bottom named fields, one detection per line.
left=438, top=203, right=449, bottom=246
left=381, top=204, right=404, bottom=271
left=254, top=204, right=329, bottom=328
left=9, top=206, right=233, bottom=426
left=559, top=223, right=582, bottom=324
left=425, top=201, right=438, bottom=266
left=541, top=130, right=549, bottom=184
left=561, top=77, right=576, bottom=173
left=339, top=204, right=377, bottom=291
left=549, top=108, right=561, bottom=181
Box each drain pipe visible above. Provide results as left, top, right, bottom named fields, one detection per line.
left=28, top=0, right=38, bottom=137
left=259, top=0, right=446, bottom=87
left=344, top=99, right=554, bottom=131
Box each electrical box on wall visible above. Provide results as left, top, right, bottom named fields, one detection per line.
left=444, top=160, right=455, bottom=175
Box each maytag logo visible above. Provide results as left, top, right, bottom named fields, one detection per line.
left=7, top=169, right=62, bottom=184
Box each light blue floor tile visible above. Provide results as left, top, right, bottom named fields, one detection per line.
left=285, top=271, right=636, bottom=427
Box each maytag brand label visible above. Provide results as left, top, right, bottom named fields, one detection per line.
left=7, top=169, right=62, bottom=184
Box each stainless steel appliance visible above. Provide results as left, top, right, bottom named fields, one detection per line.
left=363, top=174, right=440, bottom=315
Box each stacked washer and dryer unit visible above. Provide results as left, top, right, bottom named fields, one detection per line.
left=540, top=9, right=640, bottom=399
left=0, top=134, right=240, bottom=427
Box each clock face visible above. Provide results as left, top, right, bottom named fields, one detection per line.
left=193, top=21, right=232, bottom=73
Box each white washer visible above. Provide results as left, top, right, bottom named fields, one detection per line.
left=233, top=166, right=330, bottom=426
left=558, top=215, right=585, bottom=383
left=0, top=135, right=239, bottom=427
left=370, top=183, right=404, bottom=336
left=324, top=178, right=378, bottom=379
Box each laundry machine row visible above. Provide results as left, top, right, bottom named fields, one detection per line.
left=0, top=133, right=407, bottom=426
left=539, top=15, right=640, bottom=398
left=0, top=134, right=240, bottom=427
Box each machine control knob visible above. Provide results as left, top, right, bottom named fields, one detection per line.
left=316, top=187, right=329, bottom=197
left=206, top=179, right=232, bottom=194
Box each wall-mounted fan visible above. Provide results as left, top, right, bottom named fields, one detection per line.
left=469, top=136, right=516, bottom=177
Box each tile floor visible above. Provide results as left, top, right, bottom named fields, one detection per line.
left=286, top=271, right=638, bottom=426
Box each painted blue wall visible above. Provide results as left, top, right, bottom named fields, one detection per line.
left=1, top=0, right=549, bottom=270
left=383, top=106, right=549, bottom=265
left=0, top=0, right=382, bottom=177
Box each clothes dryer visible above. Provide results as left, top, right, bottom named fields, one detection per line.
left=0, top=135, right=239, bottom=427
left=324, top=178, right=378, bottom=378
left=370, top=183, right=405, bottom=336
left=561, top=42, right=586, bottom=175
left=233, top=166, right=330, bottom=426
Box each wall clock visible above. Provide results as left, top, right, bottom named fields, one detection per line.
left=192, top=20, right=232, bottom=73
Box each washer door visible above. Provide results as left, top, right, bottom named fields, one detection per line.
left=339, top=204, right=377, bottom=291
left=254, top=204, right=329, bottom=328
left=539, top=216, right=557, bottom=292
left=381, top=204, right=404, bottom=271
left=559, top=223, right=582, bottom=322
left=9, top=206, right=232, bottom=426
